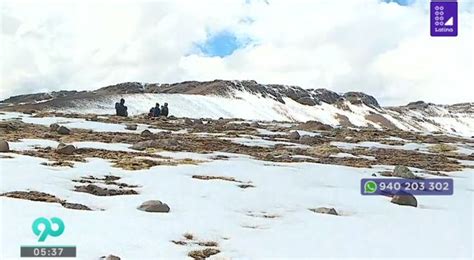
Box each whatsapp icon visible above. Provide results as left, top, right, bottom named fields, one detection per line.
left=364, top=180, right=378, bottom=194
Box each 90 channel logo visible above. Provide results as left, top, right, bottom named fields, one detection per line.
left=20, top=217, right=76, bottom=257
left=32, top=217, right=65, bottom=242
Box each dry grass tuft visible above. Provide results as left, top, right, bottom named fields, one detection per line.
left=188, top=248, right=220, bottom=260
left=428, top=143, right=457, bottom=153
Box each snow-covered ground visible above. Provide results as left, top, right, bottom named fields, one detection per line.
left=1, top=111, right=473, bottom=259
left=1, top=151, right=473, bottom=259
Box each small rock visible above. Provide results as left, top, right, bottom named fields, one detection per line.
left=56, top=143, right=76, bottom=155
left=140, top=129, right=153, bottom=138
left=0, top=121, right=19, bottom=131
left=125, top=124, right=137, bottom=130
left=288, top=131, right=301, bottom=140
left=188, top=248, right=220, bottom=259
left=100, top=255, right=121, bottom=260
left=162, top=139, right=180, bottom=150
left=168, top=115, right=177, bottom=120
left=393, top=165, right=416, bottom=179
left=310, top=207, right=338, bottom=215
left=299, top=135, right=320, bottom=145
left=23, top=109, right=36, bottom=115
left=131, top=140, right=160, bottom=151
left=137, top=200, right=170, bottom=213
left=50, top=123, right=60, bottom=131
left=194, top=119, right=204, bottom=125
left=184, top=118, right=194, bottom=125
left=57, top=126, right=71, bottom=135
left=61, top=202, right=91, bottom=211
left=0, top=140, right=10, bottom=152
left=250, top=122, right=260, bottom=128
left=371, top=173, right=377, bottom=177
left=391, top=193, right=418, bottom=207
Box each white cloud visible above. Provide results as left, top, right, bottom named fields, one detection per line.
left=1, top=0, right=473, bottom=106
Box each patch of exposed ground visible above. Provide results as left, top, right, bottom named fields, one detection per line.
left=74, top=184, right=138, bottom=196
left=245, top=211, right=280, bottom=219
left=335, top=114, right=355, bottom=128
left=365, top=114, right=398, bottom=129
left=192, top=175, right=255, bottom=189
left=170, top=233, right=221, bottom=260
left=1, top=113, right=473, bottom=172
left=72, top=175, right=139, bottom=196
left=73, top=175, right=139, bottom=188
left=0, top=191, right=91, bottom=210
left=16, top=146, right=202, bottom=170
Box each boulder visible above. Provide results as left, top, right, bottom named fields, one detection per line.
left=393, top=165, right=416, bottom=179
left=162, top=139, right=180, bottom=150
left=56, top=143, right=76, bottom=155
left=310, top=207, right=338, bottom=216
left=137, top=200, right=170, bottom=213
left=57, top=126, right=71, bottom=135
left=288, top=131, right=301, bottom=140
left=391, top=193, right=417, bottom=207
left=0, top=140, right=10, bottom=152
left=49, top=123, right=60, bottom=131
left=140, top=129, right=153, bottom=138
left=343, top=92, right=380, bottom=109
left=125, top=124, right=137, bottom=130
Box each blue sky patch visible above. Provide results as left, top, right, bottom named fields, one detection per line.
left=382, top=0, right=415, bottom=6
left=196, top=31, right=249, bottom=58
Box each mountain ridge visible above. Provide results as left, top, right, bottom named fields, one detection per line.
left=1, top=79, right=382, bottom=109
left=1, top=80, right=473, bottom=137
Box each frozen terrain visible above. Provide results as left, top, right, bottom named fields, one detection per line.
left=0, top=111, right=473, bottom=259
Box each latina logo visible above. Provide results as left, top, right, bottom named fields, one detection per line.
left=32, top=217, right=65, bottom=242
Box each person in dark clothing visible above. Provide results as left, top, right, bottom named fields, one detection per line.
left=148, top=107, right=155, bottom=117
left=153, top=103, right=161, bottom=117
left=115, top=98, right=128, bottom=117
left=161, top=103, right=169, bottom=117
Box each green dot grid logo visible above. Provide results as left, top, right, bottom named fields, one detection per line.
left=32, top=217, right=65, bottom=242
left=364, top=180, right=378, bottom=194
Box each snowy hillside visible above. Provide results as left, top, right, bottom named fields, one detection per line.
left=1, top=80, right=473, bottom=137
left=57, top=92, right=474, bottom=137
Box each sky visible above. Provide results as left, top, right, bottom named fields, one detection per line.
left=0, top=0, right=473, bottom=106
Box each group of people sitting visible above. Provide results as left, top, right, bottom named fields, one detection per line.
left=114, top=98, right=169, bottom=118
left=148, top=102, right=169, bottom=118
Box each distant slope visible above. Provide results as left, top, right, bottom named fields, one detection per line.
left=1, top=80, right=473, bottom=136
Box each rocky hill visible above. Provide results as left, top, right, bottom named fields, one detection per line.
left=1, top=80, right=473, bottom=136
left=1, top=80, right=381, bottom=109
